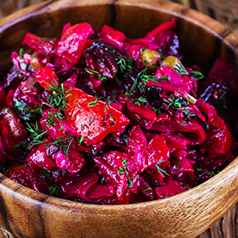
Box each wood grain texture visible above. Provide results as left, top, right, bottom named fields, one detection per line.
left=0, top=0, right=48, bottom=19
left=198, top=0, right=238, bottom=20
left=0, top=0, right=238, bottom=237
left=193, top=0, right=238, bottom=35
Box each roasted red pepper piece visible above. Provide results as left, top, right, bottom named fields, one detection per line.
left=55, top=22, right=94, bottom=63
left=151, top=120, right=206, bottom=145
left=33, top=66, right=60, bottom=90
left=100, top=25, right=126, bottom=49
left=22, top=33, right=58, bottom=55
left=206, top=113, right=233, bottom=155
left=145, top=20, right=177, bottom=40
left=64, top=86, right=130, bottom=146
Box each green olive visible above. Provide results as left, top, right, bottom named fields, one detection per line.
left=161, top=56, right=181, bottom=69
left=30, top=52, right=50, bottom=70
left=141, top=49, right=162, bottom=70
left=161, top=56, right=188, bottom=75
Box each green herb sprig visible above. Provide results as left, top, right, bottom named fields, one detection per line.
left=191, top=70, right=204, bottom=81
left=155, top=160, right=169, bottom=177
left=25, top=121, right=49, bottom=148
left=118, top=159, right=138, bottom=189
left=174, top=63, right=189, bottom=75
left=85, top=68, right=107, bottom=82
left=117, top=57, right=135, bottom=75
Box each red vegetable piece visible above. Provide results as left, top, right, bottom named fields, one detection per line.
left=128, top=45, right=142, bottom=61
left=52, top=149, right=86, bottom=173
left=61, top=22, right=71, bottom=36
left=93, top=151, right=137, bottom=204
left=33, top=66, right=60, bottom=90
left=171, top=149, right=194, bottom=173
left=61, top=168, right=98, bottom=202
left=26, top=144, right=57, bottom=170
left=127, top=99, right=156, bottom=121
left=128, top=125, right=147, bottom=154
left=197, top=99, right=233, bottom=154
left=119, top=93, right=156, bottom=121
left=55, top=22, right=94, bottom=63
left=87, top=184, right=116, bottom=200
left=138, top=175, right=155, bottom=201
left=155, top=180, right=190, bottom=199
left=100, top=25, right=126, bottom=49
left=0, top=109, right=27, bottom=155
left=64, top=86, right=130, bottom=146
left=151, top=120, right=206, bottom=145
left=22, top=33, right=58, bottom=55
left=146, top=66, right=193, bottom=94
left=93, top=154, right=119, bottom=185
left=141, top=135, right=170, bottom=172
left=145, top=20, right=177, bottom=40
left=7, top=164, right=51, bottom=194
left=127, top=125, right=147, bottom=170
left=163, top=134, right=190, bottom=152
left=206, top=58, right=238, bottom=98
left=206, top=122, right=233, bottom=155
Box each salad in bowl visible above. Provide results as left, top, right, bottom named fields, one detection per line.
left=0, top=19, right=237, bottom=205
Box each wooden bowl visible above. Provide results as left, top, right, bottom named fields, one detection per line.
left=0, top=0, right=238, bottom=237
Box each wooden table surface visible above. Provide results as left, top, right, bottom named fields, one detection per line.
left=0, top=0, right=237, bottom=237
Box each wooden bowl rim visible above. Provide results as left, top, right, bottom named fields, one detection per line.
left=1, top=154, right=238, bottom=211
left=0, top=0, right=237, bottom=213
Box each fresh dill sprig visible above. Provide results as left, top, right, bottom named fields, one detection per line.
left=117, top=57, right=135, bottom=75
left=25, top=121, right=49, bottom=148
left=129, top=66, right=169, bottom=94
left=155, top=160, right=169, bottom=177
left=85, top=68, right=107, bottom=82
left=174, top=62, right=189, bottom=75
left=118, top=159, right=138, bottom=189
left=87, top=98, right=100, bottom=107
left=181, top=108, right=198, bottom=119
left=191, top=70, right=204, bottom=81
left=47, top=83, right=72, bottom=111
left=129, top=96, right=148, bottom=106
left=49, top=135, right=74, bottom=156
